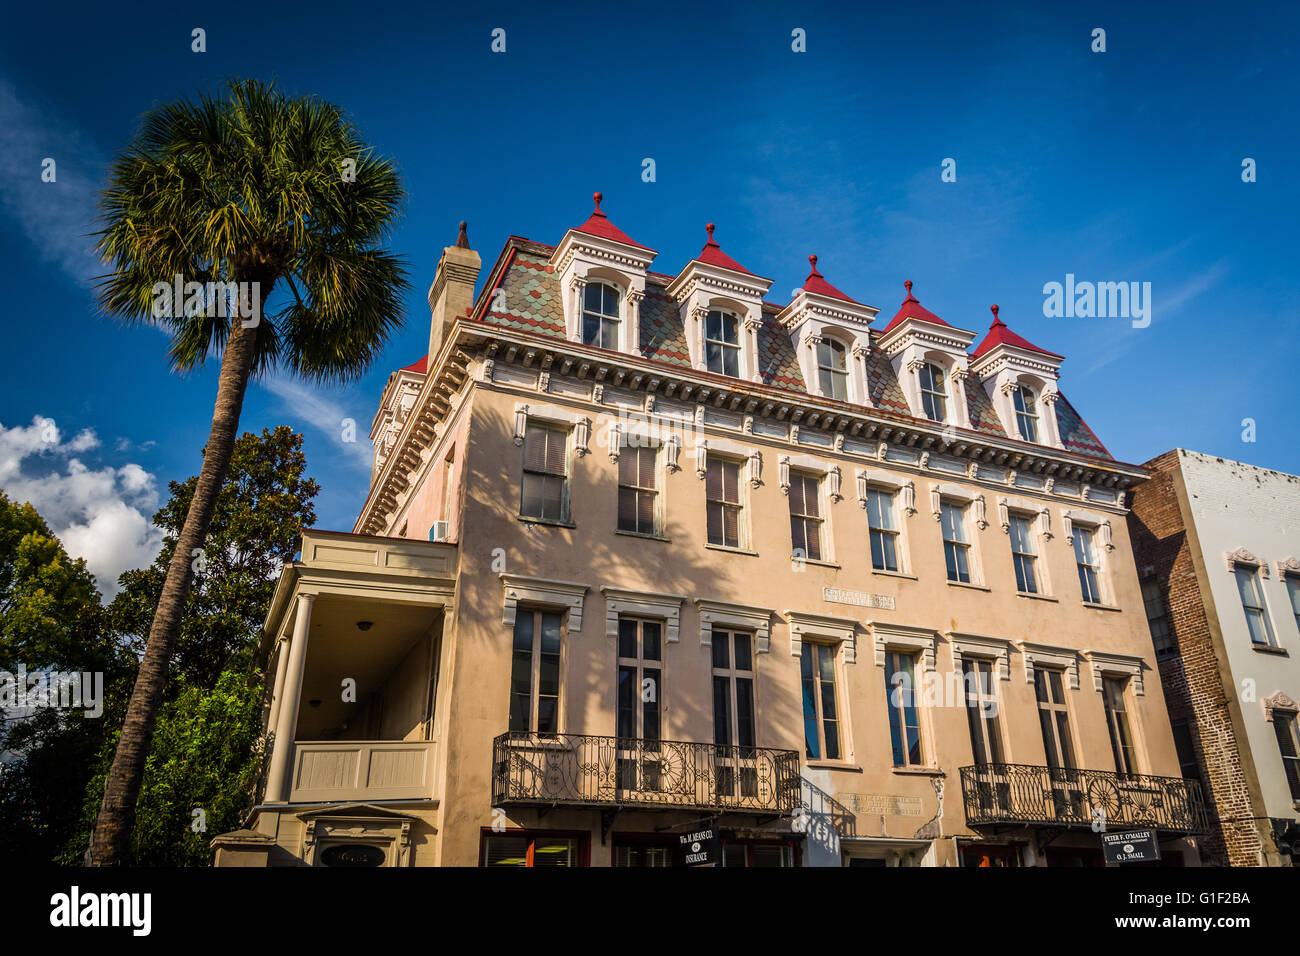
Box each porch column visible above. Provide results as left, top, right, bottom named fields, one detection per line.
left=265, top=636, right=290, bottom=735
left=264, top=593, right=315, bottom=804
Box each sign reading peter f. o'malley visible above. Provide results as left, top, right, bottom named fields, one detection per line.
left=1101, top=829, right=1161, bottom=864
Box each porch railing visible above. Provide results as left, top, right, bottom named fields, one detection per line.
left=959, top=763, right=1209, bottom=835
left=491, top=732, right=802, bottom=815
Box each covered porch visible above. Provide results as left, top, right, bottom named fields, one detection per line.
left=259, top=530, right=456, bottom=807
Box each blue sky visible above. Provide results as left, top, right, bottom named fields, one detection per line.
left=1, top=0, right=1296, bottom=596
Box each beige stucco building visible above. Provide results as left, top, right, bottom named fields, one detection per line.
left=214, top=198, right=1206, bottom=867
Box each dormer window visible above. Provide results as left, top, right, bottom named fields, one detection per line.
left=918, top=363, right=948, bottom=422
left=582, top=282, right=621, bottom=349
left=1013, top=385, right=1040, bottom=442
left=705, top=310, right=741, bottom=377
left=817, top=339, right=849, bottom=400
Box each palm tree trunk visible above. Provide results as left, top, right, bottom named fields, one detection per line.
left=85, top=313, right=263, bottom=865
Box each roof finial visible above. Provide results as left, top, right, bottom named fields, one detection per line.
left=706, top=222, right=716, bottom=244
left=592, top=191, right=604, bottom=214
left=456, top=221, right=469, bottom=249
left=809, top=254, right=819, bottom=274
left=904, top=279, right=914, bottom=299
left=991, top=303, right=1001, bottom=324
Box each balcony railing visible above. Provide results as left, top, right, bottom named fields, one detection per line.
left=492, top=732, right=802, bottom=815
left=959, top=763, right=1209, bottom=835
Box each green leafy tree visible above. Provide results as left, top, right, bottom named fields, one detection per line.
left=88, top=77, right=408, bottom=864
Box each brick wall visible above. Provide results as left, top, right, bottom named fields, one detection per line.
left=1127, top=450, right=1264, bottom=866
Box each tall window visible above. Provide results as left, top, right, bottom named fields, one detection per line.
left=508, top=609, right=562, bottom=735
left=963, top=659, right=1004, bottom=765
left=885, top=652, right=924, bottom=767
left=482, top=833, right=581, bottom=867
left=618, top=443, right=659, bottom=535
left=1286, top=576, right=1300, bottom=634
left=1142, top=577, right=1175, bottom=658
left=706, top=458, right=744, bottom=549
left=1070, top=528, right=1101, bottom=602
left=817, top=338, right=849, bottom=400
left=521, top=424, right=569, bottom=522
left=441, top=449, right=455, bottom=521
left=582, top=282, right=620, bottom=349
left=941, top=502, right=971, bottom=584
left=1102, top=677, right=1138, bottom=775
left=1234, top=566, right=1276, bottom=647
left=1013, top=386, right=1039, bottom=442
left=705, top=310, right=741, bottom=377
left=1008, top=514, right=1039, bottom=594
left=1034, top=669, right=1076, bottom=770
left=800, top=642, right=840, bottom=760
left=712, top=630, right=757, bottom=799
left=1170, top=719, right=1202, bottom=785
left=788, top=472, right=823, bottom=561
left=617, top=618, right=663, bottom=792
left=1273, top=711, right=1300, bottom=801
left=865, top=488, right=899, bottom=572
left=918, top=363, right=947, bottom=422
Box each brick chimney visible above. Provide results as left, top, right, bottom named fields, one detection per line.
left=427, top=221, right=481, bottom=361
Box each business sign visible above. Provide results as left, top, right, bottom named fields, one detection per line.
left=674, top=827, right=719, bottom=867
left=1101, top=829, right=1160, bottom=864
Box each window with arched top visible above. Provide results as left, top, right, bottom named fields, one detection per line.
left=918, top=363, right=947, bottom=423
left=817, top=338, right=849, bottom=401
left=582, top=283, right=620, bottom=349
left=705, top=310, right=741, bottom=377
left=1013, top=385, right=1040, bottom=442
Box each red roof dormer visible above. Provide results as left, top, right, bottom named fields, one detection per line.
left=879, top=280, right=952, bottom=334
left=696, top=223, right=756, bottom=276
left=573, top=192, right=656, bottom=252
left=402, top=355, right=429, bottom=374
left=801, top=255, right=858, bottom=304
left=971, top=305, right=1063, bottom=360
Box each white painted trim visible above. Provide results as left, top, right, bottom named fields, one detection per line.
left=695, top=598, right=774, bottom=653
left=601, top=586, right=686, bottom=643
left=785, top=609, right=860, bottom=662
left=500, top=573, right=589, bottom=632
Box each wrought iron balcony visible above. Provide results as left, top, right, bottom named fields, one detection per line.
left=959, top=763, right=1209, bottom=835
left=492, top=732, right=802, bottom=815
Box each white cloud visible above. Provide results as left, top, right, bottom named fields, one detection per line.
left=0, top=80, right=104, bottom=283
left=259, top=375, right=373, bottom=470
left=0, top=416, right=162, bottom=599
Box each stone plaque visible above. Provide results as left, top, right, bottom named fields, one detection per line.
left=839, top=793, right=924, bottom=817
left=823, top=587, right=896, bottom=611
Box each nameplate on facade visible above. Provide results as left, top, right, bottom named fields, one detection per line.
left=823, top=588, right=895, bottom=611
left=839, top=793, right=923, bottom=817
left=1100, top=829, right=1160, bottom=864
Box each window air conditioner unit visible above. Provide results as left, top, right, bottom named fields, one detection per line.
left=429, top=521, right=450, bottom=542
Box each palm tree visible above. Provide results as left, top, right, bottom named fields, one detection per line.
left=85, top=78, right=409, bottom=865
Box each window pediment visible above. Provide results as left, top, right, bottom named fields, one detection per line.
left=868, top=621, right=937, bottom=672
left=1226, top=546, right=1267, bottom=575
left=1081, top=650, right=1145, bottom=695
left=947, top=631, right=1013, bottom=680
left=695, top=598, right=774, bottom=653
left=500, top=574, right=589, bottom=632
left=1016, top=641, right=1080, bottom=688
left=600, top=587, right=686, bottom=643
left=786, top=610, right=859, bottom=662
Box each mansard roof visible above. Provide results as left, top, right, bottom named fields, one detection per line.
left=461, top=238, right=1112, bottom=461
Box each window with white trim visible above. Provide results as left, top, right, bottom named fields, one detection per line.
left=1008, top=513, right=1039, bottom=594
left=865, top=487, right=900, bottom=572
left=788, top=471, right=824, bottom=561
left=963, top=658, right=1005, bottom=766
left=1234, top=565, right=1276, bottom=647
left=581, top=282, right=620, bottom=349
left=1013, top=385, right=1039, bottom=442
left=712, top=629, right=757, bottom=799
left=704, top=310, right=741, bottom=377
left=1074, top=525, right=1103, bottom=603
left=918, top=363, right=948, bottom=423
left=1285, top=575, right=1300, bottom=635
left=617, top=443, right=659, bottom=536
left=1102, top=676, right=1139, bottom=775
left=817, top=338, right=849, bottom=400
left=706, top=457, right=745, bottom=549
left=941, top=501, right=972, bottom=584
left=521, top=423, right=569, bottom=522
left=885, top=650, right=925, bottom=767
left=616, top=618, right=663, bottom=792
left=800, top=642, right=841, bottom=761
left=1274, top=711, right=1300, bottom=800
left=508, top=609, right=563, bottom=735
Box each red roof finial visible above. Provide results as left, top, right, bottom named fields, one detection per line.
left=705, top=222, right=716, bottom=244
left=809, top=254, right=820, bottom=274
left=904, top=279, right=914, bottom=300
left=592, top=192, right=604, bottom=215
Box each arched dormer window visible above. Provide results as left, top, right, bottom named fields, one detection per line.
left=582, top=282, right=621, bottom=349
left=705, top=309, right=741, bottom=377
left=1013, top=384, right=1040, bottom=442
left=918, top=362, right=948, bottom=423
left=817, top=338, right=849, bottom=400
